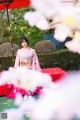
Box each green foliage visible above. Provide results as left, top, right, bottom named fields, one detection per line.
left=38, top=49, right=80, bottom=70
left=0, top=49, right=80, bottom=71
left=0, top=11, right=9, bottom=39
left=0, top=7, right=49, bottom=47
left=0, top=56, right=14, bottom=70
left=11, top=7, right=49, bottom=47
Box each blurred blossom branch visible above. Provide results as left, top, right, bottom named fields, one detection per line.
left=1, top=68, right=80, bottom=120
left=24, top=0, right=80, bottom=53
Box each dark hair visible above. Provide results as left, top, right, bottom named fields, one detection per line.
left=20, top=36, right=29, bottom=45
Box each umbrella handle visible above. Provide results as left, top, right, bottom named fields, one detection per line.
left=6, top=8, right=15, bottom=62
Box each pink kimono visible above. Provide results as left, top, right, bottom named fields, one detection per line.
left=14, top=48, right=41, bottom=71
left=6, top=48, right=41, bottom=98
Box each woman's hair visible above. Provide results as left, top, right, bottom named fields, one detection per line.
left=20, top=36, right=29, bottom=45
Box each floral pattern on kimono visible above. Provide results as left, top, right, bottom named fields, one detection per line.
left=14, top=48, right=41, bottom=71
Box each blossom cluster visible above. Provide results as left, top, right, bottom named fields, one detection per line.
left=24, top=0, right=80, bottom=53
left=1, top=68, right=80, bottom=120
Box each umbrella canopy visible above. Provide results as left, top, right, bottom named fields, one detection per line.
left=0, top=0, right=30, bottom=10
left=0, top=0, right=30, bottom=62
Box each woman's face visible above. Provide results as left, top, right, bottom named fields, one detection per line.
left=21, top=40, right=28, bottom=48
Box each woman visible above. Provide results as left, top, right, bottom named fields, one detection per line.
left=14, top=36, right=41, bottom=71
left=6, top=37, right=41, bottom=98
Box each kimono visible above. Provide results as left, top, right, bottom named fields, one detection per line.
left=14, top=48, right=41, bottom=71
left=6, top=48, right=41, bottom=98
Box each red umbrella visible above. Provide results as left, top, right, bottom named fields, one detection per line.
left=0, top=0, right=30, bottom=62
left=0, top=0, right=30, bottom=10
